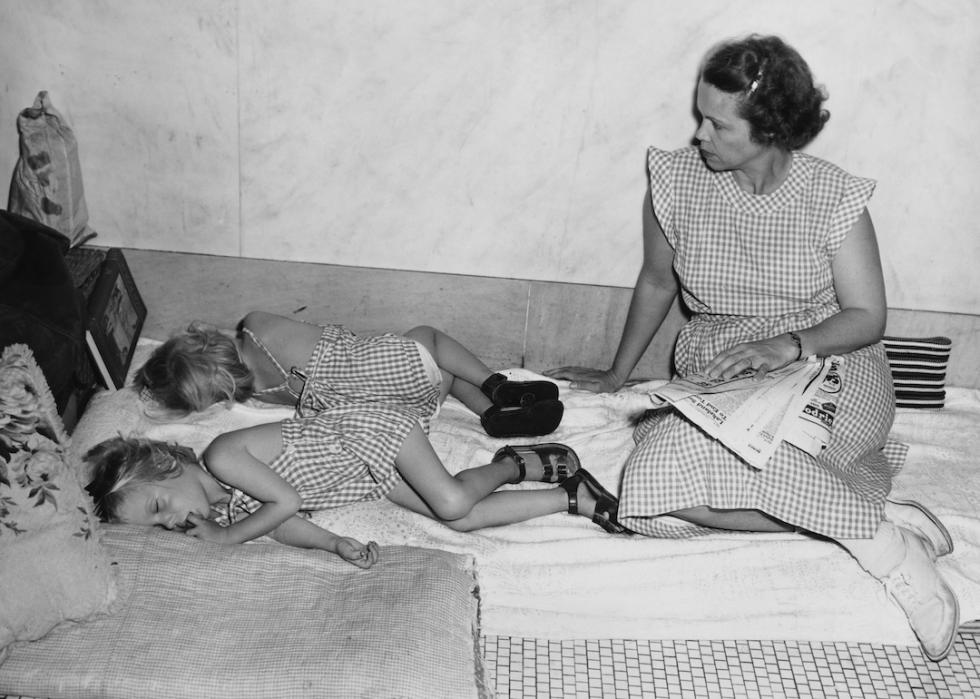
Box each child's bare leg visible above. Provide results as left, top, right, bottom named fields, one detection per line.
left=403, top=325, right=493, bottom=414
left=388, top=424, right=602, bottom=528
left=391, top=424, right=516, bottom=518
left=403, top=326, right=564, bottom=440
left=388, top=483, right=576, bottom=530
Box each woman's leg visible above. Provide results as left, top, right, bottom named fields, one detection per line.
left=675, top=499, right=958, bottom=660
left=670, top=506, right=795, bottom=532
left=836, top=521, right=959, bottom=661
left=386, top=424, right=600, bottom=529
left=672, top=504, right=958, bottom=659
left=403, top=325, right=493, bottom=414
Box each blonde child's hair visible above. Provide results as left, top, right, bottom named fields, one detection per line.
left=133, top=321, right=254, bottom=415
left=84, top=436, right=200, bottom=522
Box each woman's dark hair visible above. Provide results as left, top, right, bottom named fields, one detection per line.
left=701, top=34, right=829, bottom=150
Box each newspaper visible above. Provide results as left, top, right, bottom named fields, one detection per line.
left=647, top=356, right=843, bottom=469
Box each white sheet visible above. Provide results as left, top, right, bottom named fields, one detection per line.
left=71, top=342, right=980, bottom=646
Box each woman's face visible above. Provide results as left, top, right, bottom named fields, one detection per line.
left=693, top=79, right=767, bottom=172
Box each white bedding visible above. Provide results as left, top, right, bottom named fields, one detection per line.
left=71, top=341, right=980, bottom=648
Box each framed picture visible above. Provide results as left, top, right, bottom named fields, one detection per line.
left=85, top=248, right=147, bottom=390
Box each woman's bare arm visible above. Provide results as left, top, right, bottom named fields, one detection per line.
left=548, top=186, right=678, bottom=392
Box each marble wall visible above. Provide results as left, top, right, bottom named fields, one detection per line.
left=1, top=0, right=977, bottom=314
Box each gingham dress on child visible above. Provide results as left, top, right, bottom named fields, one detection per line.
left=618, top=146, right=902, bottom=540
left=220, top=403, right=428, bottom=523
left=220, top=325, right=442, bottom=522
left=246, top=324, right=441, bottom=427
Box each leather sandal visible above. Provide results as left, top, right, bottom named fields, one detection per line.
left=481, top=398, right=564, bottom=438
left=560, top=468, right=629, bottom=534
left=481, top=372, right=560, bottom=407
left=491, top=443, right=580, bottom=484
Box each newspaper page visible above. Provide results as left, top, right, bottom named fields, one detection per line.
left=782, top=356, right=842, bottom=457
left=647, top=356, right=842, bottom=469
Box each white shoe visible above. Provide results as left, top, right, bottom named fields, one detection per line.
left=879, top=527, right=960, bottom=661
left=884, top=499, right=954, bottom=559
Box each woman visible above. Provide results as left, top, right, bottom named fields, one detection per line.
left=548, top=34, right=958, bottom=661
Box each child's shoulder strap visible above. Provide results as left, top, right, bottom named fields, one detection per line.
left=240, top=325, right=296, bottom=397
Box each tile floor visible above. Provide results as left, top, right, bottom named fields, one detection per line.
left=481, top=628, right=980, bottom=698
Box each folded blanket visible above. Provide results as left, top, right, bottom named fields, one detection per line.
left=0, top=526, right=488, bottom=699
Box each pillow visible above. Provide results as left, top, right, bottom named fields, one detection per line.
left=882, top=336, right=952, bottom=409
left=0, top=344, right=117, bottom=659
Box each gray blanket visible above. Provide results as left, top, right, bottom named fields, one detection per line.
left=0, top=525, right=488, bottom=699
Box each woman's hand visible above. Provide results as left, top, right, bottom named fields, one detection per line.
left=703, top=335, right=800, bottom=380
left=335, top=537, right=381, bottom=569
left=545, top=366, right=623, bottom=394
left=182, top=513, right=231, bottom=544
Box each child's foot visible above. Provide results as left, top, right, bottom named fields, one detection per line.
left=481, top=399, right=564, bottom=438
left=492, top=443, right=580, bottom=483
left=560, top=468, right=629, bottom=534
left=481, top=372, right=560, bottom=407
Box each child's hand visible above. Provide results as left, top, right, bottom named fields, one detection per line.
left=182, top=513, right=230, bottom=544
left=335, top=537, right=380, bottom=569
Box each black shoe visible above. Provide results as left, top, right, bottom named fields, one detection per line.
left=481, top=398, right=564, bottom=438
left=481, top=373, right=560, bottom=407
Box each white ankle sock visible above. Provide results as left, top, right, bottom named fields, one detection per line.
left=838, top=520, right=906, bottom=577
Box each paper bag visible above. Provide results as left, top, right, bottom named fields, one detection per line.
left=8, top=91, right=95, bottom=246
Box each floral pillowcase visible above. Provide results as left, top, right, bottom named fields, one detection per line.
left=0, top=344, right=117, bottom=661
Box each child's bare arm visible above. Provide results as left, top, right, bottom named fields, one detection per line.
left=200, top=422, right=301, bottom=544
left=271, top=515, right=381, bottom=568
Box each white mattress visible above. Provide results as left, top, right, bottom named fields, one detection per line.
left=71, top=341, right=980, bottom=647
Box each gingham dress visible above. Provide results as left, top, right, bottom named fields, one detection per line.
left=247, top=324, right=441, bottom=426
left=217, top=404, right=428, bottom=523
left=220, top=325, right=441, bottom=522
left=618, top=146, right=901, bottom=540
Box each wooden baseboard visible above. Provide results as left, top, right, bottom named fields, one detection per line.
left=122, top=248, right=980, bottom=389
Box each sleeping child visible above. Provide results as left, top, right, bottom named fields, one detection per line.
left=84, top=421, right=627, bottom=566
left=134, top=310, right=564, bottom=439
left=85, top=436, right=382, bottom=567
